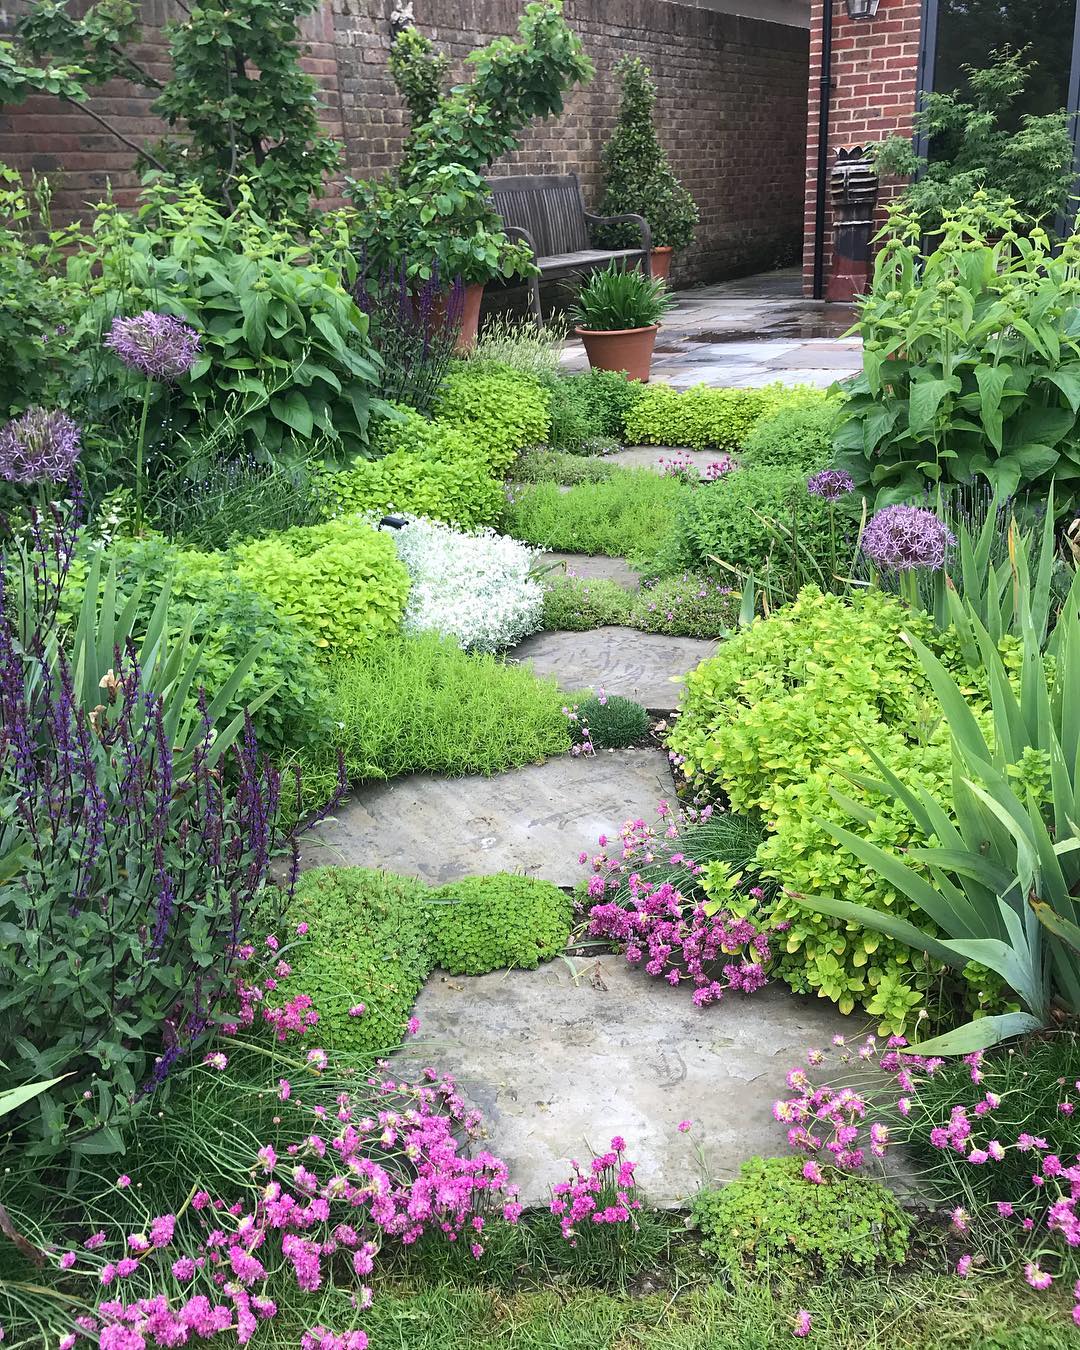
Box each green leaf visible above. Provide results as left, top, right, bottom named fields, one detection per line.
left=899, top=1012, right=1046, bottom=1056
left=908, top=377, right=960, bottom=436
left=270, top=391, right=314, bottom=439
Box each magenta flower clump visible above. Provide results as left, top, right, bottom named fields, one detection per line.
left=105, top=311, right=201, bottom=381
left=861, top=504, right=955, bottom=572
left=0, top=406, right=81, bottom=484
left=807, top=468, right=854, bottom=502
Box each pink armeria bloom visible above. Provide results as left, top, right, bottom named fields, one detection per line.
left=793, top=1309, right=812, bottom=1338
left=1025, top=1262, right=1053, bottom=1291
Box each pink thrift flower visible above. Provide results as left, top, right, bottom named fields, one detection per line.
left=1025, top=1262, right=1053, bottom=1291
left=349, top=1004, right=366, bottom=1018
left=116, top=1175, right=131, bottom=1188
left=956, top=1254, right=972, bottom=1278
left=677, top=1120, right=692, bottom=1133
left=203, top=1052, right=228, bottom=1071
left=407, top=1017, right=421, bottom=1037
left=793, top=1309, right=812, bottom=1338
left=306, top=1049, right=328, bottom=1072
left=58, top=1251, right=76, bottom=1270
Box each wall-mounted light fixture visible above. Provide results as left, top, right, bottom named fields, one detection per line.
left=845, top=0, right=881, bottom=18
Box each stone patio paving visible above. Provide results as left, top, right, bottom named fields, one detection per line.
left=393, top=957, right=868, bottom=1206
left=561, top=267, right=861, bottom=389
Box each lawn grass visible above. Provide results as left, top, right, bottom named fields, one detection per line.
left=503, top=472, right=686, bottom=559
left=260, top=1272, right=1078, bottom=1350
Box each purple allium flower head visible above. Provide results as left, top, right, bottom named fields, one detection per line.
left=105, top=311, right=201, bottom=381
left=807, top=468, right=854, bottom=502
left=0, top=407, right=81, bottom=484
left=862, top=504, right=955, bottom=572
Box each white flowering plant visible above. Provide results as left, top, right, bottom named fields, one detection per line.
left=389, top=517, right=544, bottom=653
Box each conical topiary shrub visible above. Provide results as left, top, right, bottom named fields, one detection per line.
left=595, top=57, right=699, bottom=255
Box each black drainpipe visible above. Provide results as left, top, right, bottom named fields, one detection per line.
left=812, top=0, right=834, bottom=300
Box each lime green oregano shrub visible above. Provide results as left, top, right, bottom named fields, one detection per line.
left=671, top=586, right=1010, bottom=1032
left=234, top=518, right=410, bottom=658
left=692, top=1156, right=911, bottom=1276
left=623, top=383, right=826, bottom=451
left=429, top=873, right=573, bottom=975
left=318, top=405, right=503, bottom=528
left=284, top=868, right=432, bottom=1059
left=436, top=363, right=552, bottom=469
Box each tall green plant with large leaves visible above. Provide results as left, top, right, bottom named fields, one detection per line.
left=792, top=560, right=1080, bottom=1054
left=838, top=199, right=1080, bottom=511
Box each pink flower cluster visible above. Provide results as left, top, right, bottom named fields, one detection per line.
left=549, top=1138, right=642, bottom=1244
left=656, top=452, right=736, bottom=483
left=59, top=1066, right=520, bottom=1349
left=773, top=1037, right=1080, bottom=1328
left=582, top=810, right=770, bottom=1005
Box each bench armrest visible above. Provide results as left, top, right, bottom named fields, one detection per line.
left=502, top=223, right=539, bottom=257
left=584, top=211, right=653, bottom=257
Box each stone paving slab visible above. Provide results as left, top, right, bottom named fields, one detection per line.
left=512, top=626, right=716, bottom=712
left=604, top=447, right=728, bottom=473
left=304, top=750, right=674, bottom=886
left=541, top=551, right=641, bottom=590
left=392, top=958, right=869, bottom=1205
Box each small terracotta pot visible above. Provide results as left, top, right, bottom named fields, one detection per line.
left=650, top=246, right=673, bottom=281
left=420, top=282, right=485, bottom=353
left=575, top=324, right=659, bottom=382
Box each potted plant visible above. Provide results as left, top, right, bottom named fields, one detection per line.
left=346, top=166, right=535, bottom=351
left=594, top=57, right=698, bottom=281
left=569, top=261, right=673, bottom=382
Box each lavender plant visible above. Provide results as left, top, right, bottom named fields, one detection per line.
left=0, top=498, right=293, bottom=1158
left=353, top=261, right=463, bottom=414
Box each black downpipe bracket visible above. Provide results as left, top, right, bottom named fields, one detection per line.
left=812, top=0, right=834, bottom=300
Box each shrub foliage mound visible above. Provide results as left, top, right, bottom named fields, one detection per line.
left=430, top=873, right=574, bottom=975
left=436, top=362, right=552, bottom=469
left=623, top=383, right=826, bottom=451
left=692, top=1155, right=911, bottom=1276
left=285, top=867, right=433, bottom=1058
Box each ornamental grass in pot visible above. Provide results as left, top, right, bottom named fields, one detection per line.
left=570, top=262, right=673, bottom=382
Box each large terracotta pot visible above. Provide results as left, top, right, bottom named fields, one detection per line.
left=650, top=246, right=673, bottom=281
left=420, top=282, right=485, bottom=353
left=575, top=324, right=659, bottom=382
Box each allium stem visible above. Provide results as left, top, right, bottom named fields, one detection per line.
left=135, top=377, right=153, bottom=531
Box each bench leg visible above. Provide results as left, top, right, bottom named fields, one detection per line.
left=642, top=249, right=653, bottom=279
left=527, top=273, right=543, bottom=326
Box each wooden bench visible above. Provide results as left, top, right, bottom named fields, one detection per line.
left=489, top=173, right=652, bottom=323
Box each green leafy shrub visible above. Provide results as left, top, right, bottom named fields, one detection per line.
left=623, top=383, right=825, bottom=451
left=515, top=448, right=617, bottom=486
left=233, top=518, right=410, bottom=659
left=285, top=868, right=432, bottom=1059
left=691, top=1156, right=911, bottom=1276
left=839, top=199, right=1080, bottom=509
left=542, top=575, right=632, bottom=629
left=635, top=467, right=836, bottom=589
left=539, top=369, right=642, bottom=453
left=61, top=537, right=332, bottom=757
left=67, top=184, right=377, bottom=472
left=504, top=472, right=686, bottom=559
left=435, top=362, right=551, bottom=470
left=594, top=57, right=698, bottom=252
left=578, top=368, right=643, bottom=440
left=293, top=631, right=570, bottom=804
left=318, top=406, right=502, bottom=528
left=671, top=587, right=1000, bottom=1030
left=429, top=873, right=573, bottom=975
left=739, top=400, right=841, bottom=472
left=632, top=573, right=739, bottom=638
left=577, top=693, right=649, bottom=747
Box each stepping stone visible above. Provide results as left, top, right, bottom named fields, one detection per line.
left=541, top=552, right=641, bottom=590
left=605, top=447, right=731, bottom=473
left=303, top=750, right=673, bottom=887
left=391, top=958, right=862, bottom=1206
left=512, top=626, right=716, bottom=712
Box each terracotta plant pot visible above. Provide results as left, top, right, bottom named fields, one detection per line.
left=420, top=282, right=485, bottom=353
left=650, top=246, right=673, bottom=281
left=575, top=324, right=659, bottom=382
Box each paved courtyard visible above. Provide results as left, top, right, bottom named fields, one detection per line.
left=561, top=267, right=861, bottom=389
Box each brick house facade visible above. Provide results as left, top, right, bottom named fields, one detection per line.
left=0, top=0, right=811, bottom=290
left=802, top=0, right=924, bottom=297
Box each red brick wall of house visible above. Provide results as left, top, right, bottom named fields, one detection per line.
left=802, top=0, right=923, bottom=296
left=0, top=0, right=810, bottom=290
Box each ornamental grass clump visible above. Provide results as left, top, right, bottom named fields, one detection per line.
left=575, top=690, right=649, bottom=747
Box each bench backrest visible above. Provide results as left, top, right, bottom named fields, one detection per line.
left=489, top=174, right=590, bottom=257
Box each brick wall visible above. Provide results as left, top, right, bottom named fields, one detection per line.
left=2, top=0, right=810, bottom=288
left=802, top=0, right=922, bottom=295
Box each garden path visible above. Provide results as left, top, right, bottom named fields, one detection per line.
left=393, top=957, right=861, bottom=1206
left=511, top=626, right=714, bottom=712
